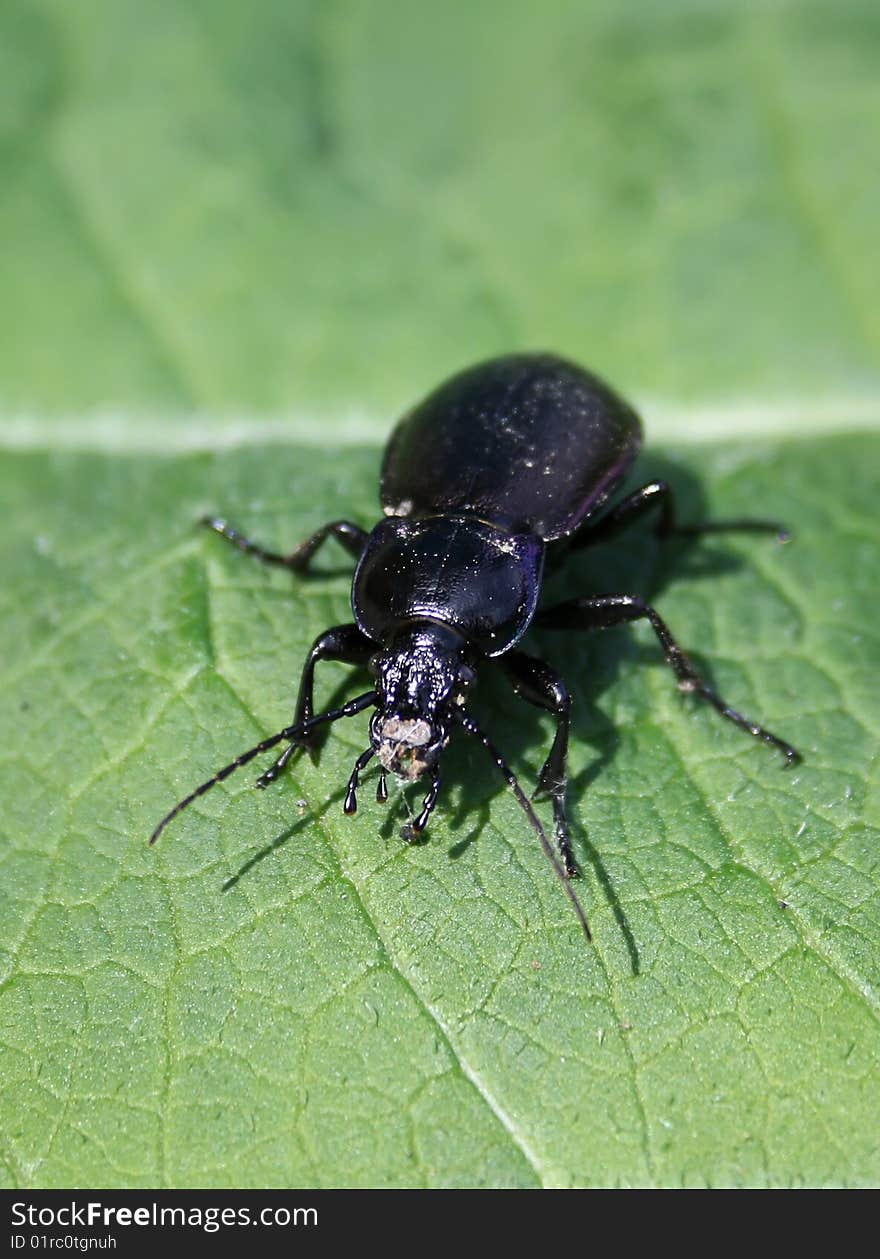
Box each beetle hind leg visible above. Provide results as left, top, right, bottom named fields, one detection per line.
left=538, top=595, right=801, bottom=765
left=573, top=481, right=789, bottom=549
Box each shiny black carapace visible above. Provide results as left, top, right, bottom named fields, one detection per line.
left=150, top=353, right=800, bottom=940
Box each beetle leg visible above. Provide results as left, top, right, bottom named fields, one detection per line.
left=255, top=740, right=298, bottom=789
left=201, top=516, right=368, bottom=570
left=284, top=520, right=370, bottom=571
left=256, top=624, right=375, bottom=788
left=537, top=595, right=801, bottom=765
left=499, top=652, right=577, bottom=878
left=572, top=481, right=789, bottom=548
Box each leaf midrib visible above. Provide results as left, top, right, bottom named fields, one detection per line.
left=0, top=399, right=877, bottom=454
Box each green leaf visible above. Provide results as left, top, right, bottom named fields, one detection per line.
left=1, top=0, right=878, bottom=422
left=1, top=0, right=878, bottom=1190
left=0, top=435, right=877, bottom=1188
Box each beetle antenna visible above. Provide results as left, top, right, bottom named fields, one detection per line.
left=148, top=690, right=377, bottom=846
left=455, top=709, right=592, bottom=943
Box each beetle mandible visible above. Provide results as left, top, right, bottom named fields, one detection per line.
left=150, top=353, right=801, bottom=940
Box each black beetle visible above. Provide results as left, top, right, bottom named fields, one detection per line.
left=150, top=353, right=800, bottom=940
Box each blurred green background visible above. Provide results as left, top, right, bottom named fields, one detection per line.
left=2, top=0, right=877, bottom=430
left=1, top=0, right=878, bottom=1191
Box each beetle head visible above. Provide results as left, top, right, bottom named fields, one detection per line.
left=370, top=623, right=474, bottom=781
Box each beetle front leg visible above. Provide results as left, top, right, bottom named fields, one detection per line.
left=500, top=651, right=577, bottom=878
left=573, top=481, right=789, bottom=548
left=201, top=516, right=368, bottom=571
left=537, top=595, right=801, bottom=764
left=256, top=624, right=375, bottom=788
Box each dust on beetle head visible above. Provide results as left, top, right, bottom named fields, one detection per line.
left=370, top=712, right=443, bottom=780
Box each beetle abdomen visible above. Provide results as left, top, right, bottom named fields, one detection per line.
left=381, top=353, right=642, bottom=540
left=353, top=516, right=545, bottom=656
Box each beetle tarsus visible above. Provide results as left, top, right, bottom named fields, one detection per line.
left=255, top=740, right=299, bottom=789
